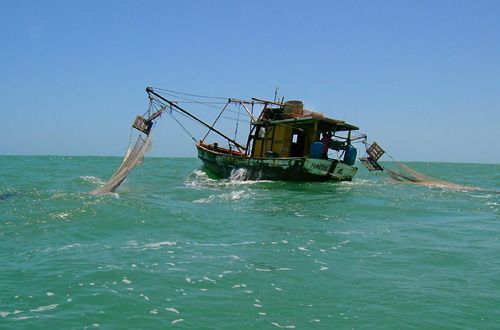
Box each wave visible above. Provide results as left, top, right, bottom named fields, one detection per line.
left=80, top=176, right=105, bottom=186
left=184, top=169, right=271, bottom=190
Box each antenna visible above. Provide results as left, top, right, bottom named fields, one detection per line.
left=273, top=86, right=279, bottom=103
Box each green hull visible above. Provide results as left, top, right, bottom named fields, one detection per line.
left=197, top=144, right=357, bottom=181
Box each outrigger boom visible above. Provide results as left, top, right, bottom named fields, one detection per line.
left=145, top=87, right=247, bottom=151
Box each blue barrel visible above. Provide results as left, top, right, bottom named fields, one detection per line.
left=343, top=146, right=357, bottom=165
left=310, top=142, right=324, bottom=159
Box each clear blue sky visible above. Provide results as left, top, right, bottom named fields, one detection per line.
left=1, top=0, right=499, bottom=163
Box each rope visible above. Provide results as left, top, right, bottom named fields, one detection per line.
left=234, top=104, right=241, bottom=141
left=149, top=87, right=270, bottom=119
left=126, top=127, right=133, bottom=150
left=150, top=87, right=228, bottom=100
left=150, top=89, right=242, bottom=114
left=166, top=111, right=197, bottom=142
left=168, top=101, right=228, bottom=105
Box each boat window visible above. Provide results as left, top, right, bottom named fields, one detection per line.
left=290, top=129, right=306, bottom=157
left=258, top=127, right=266, bottom=138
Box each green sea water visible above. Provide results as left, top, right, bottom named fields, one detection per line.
left=1, top=156, right=499, bottom=329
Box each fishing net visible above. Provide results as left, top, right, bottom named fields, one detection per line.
left=383, top=162, right=474, bottom=190
left=360, top=141, right=479, bottom=191
left=90, top=133, right=152, bottom=195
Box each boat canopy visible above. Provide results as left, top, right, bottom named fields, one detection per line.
left=258, top=115, right=359, bottom=132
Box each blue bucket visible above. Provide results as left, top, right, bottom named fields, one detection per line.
left=310, top=142, right=324, bottom=159
left=343, top=146, right=357, bottom=165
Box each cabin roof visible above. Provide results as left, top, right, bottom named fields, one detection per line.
left=256, top=115, right=359, bottom=131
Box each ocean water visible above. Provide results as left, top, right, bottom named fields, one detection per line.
left=1, top=156, right=499, bottom=329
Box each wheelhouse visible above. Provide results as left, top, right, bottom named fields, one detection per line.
left=247, top=101, right=359, bottom=159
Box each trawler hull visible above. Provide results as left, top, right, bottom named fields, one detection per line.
left=196, top=144, right=357, bottom=181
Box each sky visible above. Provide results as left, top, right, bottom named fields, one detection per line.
left=1, top=0, right=499, bottom=163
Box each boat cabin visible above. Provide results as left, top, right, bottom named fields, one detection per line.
left=248, top=101, right=359, bottom=159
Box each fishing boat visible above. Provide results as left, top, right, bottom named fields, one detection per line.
left=136, top=87, right=365, bottom=182
left=93, top=88, right=468, bottom=195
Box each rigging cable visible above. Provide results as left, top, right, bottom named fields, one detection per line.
left=153, top=90, right=228, bottom=111
left=234, top=103, right=241, bottom=141
left=150, top=87, right=228, bottom=100
left=165, top=106, right=197, bottom=142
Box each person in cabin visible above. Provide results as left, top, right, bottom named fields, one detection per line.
left=321, top=132, right=332, bottom=159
